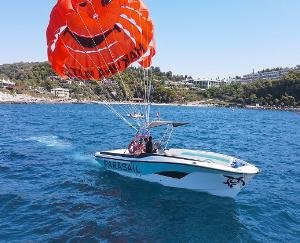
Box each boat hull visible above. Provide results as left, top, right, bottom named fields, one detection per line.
left=95, top=151, right=257, bottom=198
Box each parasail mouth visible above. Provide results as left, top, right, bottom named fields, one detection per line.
left=64, top=24, right=122, bottom=48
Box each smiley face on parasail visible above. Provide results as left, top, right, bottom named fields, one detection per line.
left=47, top=0, right=155, bottom=80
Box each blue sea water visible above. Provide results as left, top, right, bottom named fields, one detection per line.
left=0, top=104, right=299, bottom=242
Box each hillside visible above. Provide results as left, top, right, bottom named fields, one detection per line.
left=205, top=72, right=300, bottom=107
left=0, top=62, right=299, bottom=107
left=0, top=62, right=200, bottom=103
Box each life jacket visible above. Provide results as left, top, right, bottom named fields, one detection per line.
left=128, top=140, right=139, bottom=154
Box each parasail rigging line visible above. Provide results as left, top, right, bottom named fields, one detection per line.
left=63, top=28, right=138, bottom=130
left=87, top=0, right=151, bottom=128
left=73, top=5, right=144, bottom=130
left=59, top=35, right=138, bottom=131
left=47, top=0, right=155, bottom=131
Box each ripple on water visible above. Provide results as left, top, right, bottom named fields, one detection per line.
left=0, top=193, right=27, bottom=213
left=0, top=150, right=32, bottom=161
left=0, top=164, right=10, bottom=172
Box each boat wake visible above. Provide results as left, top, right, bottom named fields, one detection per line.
left=25, top=135, right=72, bottom=149
left=71, top=152, right=98, bottom=166
left=25, top=136, right=100, bottom=168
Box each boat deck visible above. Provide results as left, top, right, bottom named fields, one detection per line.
left=100, top=149, right=234, bottom=164
left=96, top=149, right=260, bottom=175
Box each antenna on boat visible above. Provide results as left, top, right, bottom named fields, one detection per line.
left=146, top=69, right=152, bottom=125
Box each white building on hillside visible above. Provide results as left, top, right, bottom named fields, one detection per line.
left=191, top=79, right=223, bottom=89
left=241, top=69, right=289, bottom=82
left=51, top=88, right=70, bottom=99
left=234, top=65, right=300, bottom=83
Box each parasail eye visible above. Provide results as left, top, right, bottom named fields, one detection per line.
left=101, top=0, right=112, bottom=6
left=79, top=1, right=88, bottom=7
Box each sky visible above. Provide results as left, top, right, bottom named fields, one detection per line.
left=0, top=0, right=299, bottom=79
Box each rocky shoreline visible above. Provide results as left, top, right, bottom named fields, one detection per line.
left=0, top=91, right=78, bottom=104
left=0, top=91, right=299, bottom=113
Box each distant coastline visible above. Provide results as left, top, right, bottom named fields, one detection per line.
left=1, top=91, right=299, bottom=113
left=1, top=62, right=299, bottom=111
left=0, top=90, right=211, bottom=106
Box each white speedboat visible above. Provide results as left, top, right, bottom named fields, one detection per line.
left=95, top=121, right=259, bottom=198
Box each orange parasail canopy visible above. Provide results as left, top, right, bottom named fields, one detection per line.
left=47, top=0, right=155, bottom=80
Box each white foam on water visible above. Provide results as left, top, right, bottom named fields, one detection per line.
left=72, top=152, right=99, bottom=166
left=26, top=135, right=72, bottom=149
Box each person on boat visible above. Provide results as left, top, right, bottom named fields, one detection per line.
left=143, top=137, right=148, bottom=153
left=146, top=136, right=153, bottom=153
left=153, top=141, right=161, bottom=153
left=134, top=139, right=144, bottom=156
